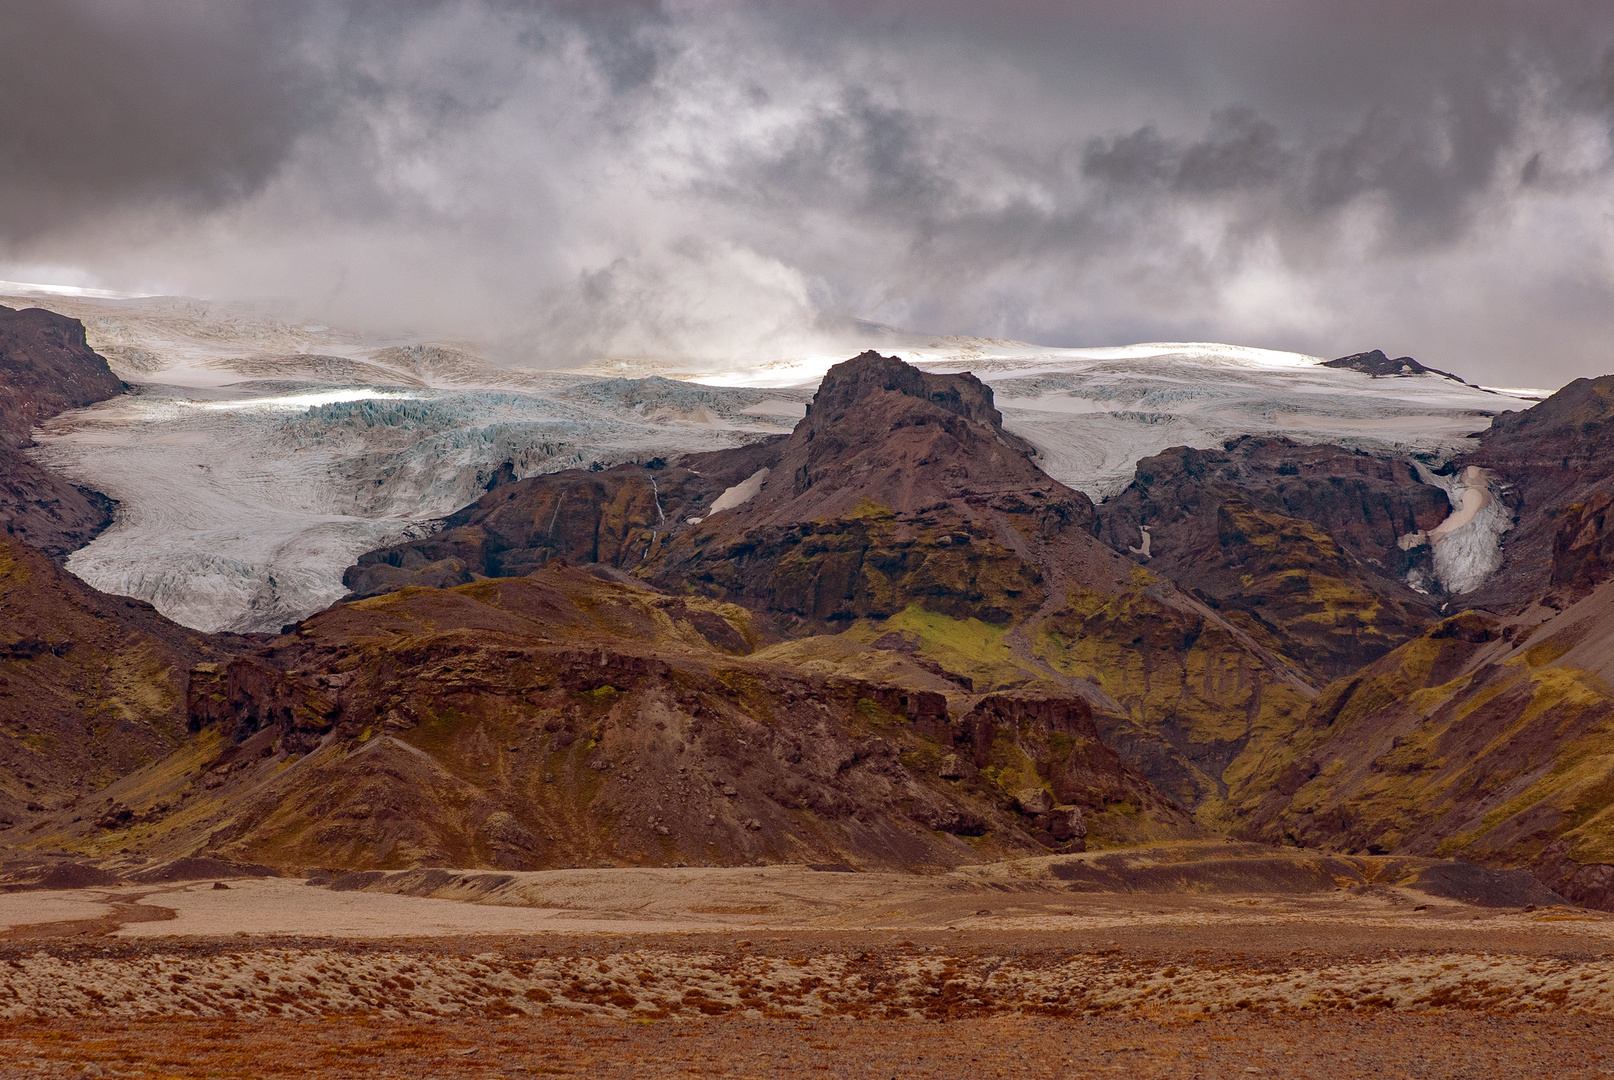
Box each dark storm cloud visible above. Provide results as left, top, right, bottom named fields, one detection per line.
left=4, top=1, right=1614, bottom=383
left=0, top=1, right=319, bottom=240
left=1083, top=109, right=1291, bottom=195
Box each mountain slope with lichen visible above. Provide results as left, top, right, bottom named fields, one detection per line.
left=18, top=565, right=1198, bottom=872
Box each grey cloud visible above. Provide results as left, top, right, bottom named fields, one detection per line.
left=1083, top=109, right=1290, bottom=195
left=0, top=1, right=319, bottom=242
left=5, top=2, right=1614, bottom=385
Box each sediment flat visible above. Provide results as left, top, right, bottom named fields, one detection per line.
left=1, top=859, right=1612, bottom=1077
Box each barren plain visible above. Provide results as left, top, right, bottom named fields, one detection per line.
left=3, top=851, right=1614, bottom=1078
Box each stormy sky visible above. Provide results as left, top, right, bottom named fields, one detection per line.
left=3, top=1, right=1614, bottom=385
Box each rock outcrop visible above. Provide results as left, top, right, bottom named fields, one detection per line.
left=645, top=351, right=1097, bottom=627
left=1097, top=437, right=1448, bottom=684
left=0, top=305, right=125, bottom=556
left=0, top=305, right=125, bottom=444
left=1456, top=375, right=1614, bottom=611
left=344, top=438, right=785, bottom=597
left=1322, top=349, right=1470, bottom=384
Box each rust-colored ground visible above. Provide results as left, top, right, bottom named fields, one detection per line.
left=1, top=1013, right=1611, bottom=1079
left=3, top=861, right=1614, bottom=1076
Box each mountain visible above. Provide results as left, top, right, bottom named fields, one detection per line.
left=10, top=327, right=1614, bottom=908
left=9, top=283, right=1533, bottom=637
left=346, top=353, right=1320, bottom=823
left=1095, top=436, right=1448, bottom=685
left=22, top=562, right=1197, bottom=872
left=1117, top=373, right=1614, bottom=907
left=0, top=305, right=124, bottom=555
left=19, top=351, right=1276, bottom=872
left=1227, top=594, right=1614, bottom=909
left=0, top=535, right=240, bottom=832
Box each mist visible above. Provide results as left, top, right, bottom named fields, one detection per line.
left=3, top=1, right=1614, bottom=384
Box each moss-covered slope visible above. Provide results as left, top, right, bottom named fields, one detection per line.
left=1096, top=437, right=1447, bottom=685
left=0, top=536, right=241, bottom=829
left=20, top=565, right=1200, bottom=872
left=1231, top=580, right=1614, bottom=908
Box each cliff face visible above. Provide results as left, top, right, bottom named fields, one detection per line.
left=1096, top=437, right=1447, bottom=685
left=0, top=305, right=124, bottom=556
left=1454, top=375, right=1614, bottom=612
left=0, top=305, right=124, bottom=445
left=344, top=439, right=785, bottom=598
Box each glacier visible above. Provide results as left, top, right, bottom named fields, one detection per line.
left=9, top=289, right=1546, bottom=633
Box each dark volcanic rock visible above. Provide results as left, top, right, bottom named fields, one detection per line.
left=1550, top=491, right=1614, bottom=601
left=0, top=305, right=125, bottom=555
left=1097, top=436, right=1446, bottom=683
left=344, top=438, right=785, bottom=597
left=0, top=450, right=116, bottom=557
left=1323, top=349, right=1468, bottom=384
left=1458, top=375, right=1614, bottom=612
left=645, top=351, right=1097, bottom=626
left=0, top=305, right=124, bottom=445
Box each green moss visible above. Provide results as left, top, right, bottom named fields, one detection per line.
left=883, top=605, right=1011, bottom=661
left=844, top=499, right=895, bottom=521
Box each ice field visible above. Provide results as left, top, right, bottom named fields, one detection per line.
left=8, top=288, right=1542, bottom=632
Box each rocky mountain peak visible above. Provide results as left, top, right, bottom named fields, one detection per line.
left=804, top=350, right=1006, bottom=433
left=1323, top=348, right=1469, bottom=385
left=749, top=351, right=1051, bottom=523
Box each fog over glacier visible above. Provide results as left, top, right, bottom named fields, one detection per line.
left=2, top=2, right=1614, bottom=385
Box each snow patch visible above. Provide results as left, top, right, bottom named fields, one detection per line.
left=706, top=467, right=770, bottom=516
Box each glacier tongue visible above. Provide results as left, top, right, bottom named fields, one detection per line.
left=10, top=291, right=1549, bottom=633
left=31, top=377, right=804, bottom=633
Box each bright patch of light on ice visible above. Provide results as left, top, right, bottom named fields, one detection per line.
left=191, top=389, right=418, bottom=412
left=681, top=341, right=1327, bottom=389
left=685, top=354, right=853, bottom=388
left=0, top=278, right=159, bottom=300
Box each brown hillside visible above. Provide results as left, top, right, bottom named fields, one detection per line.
left=1096, top=437, right=1447, bottom=684
left=19, top=565, right=1199, bottom=872
left=0, top=305, right=125, bottom=555
left=0, top=536, right=240, bottom=831
left=1230, top=577, right=1614, bottom=909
